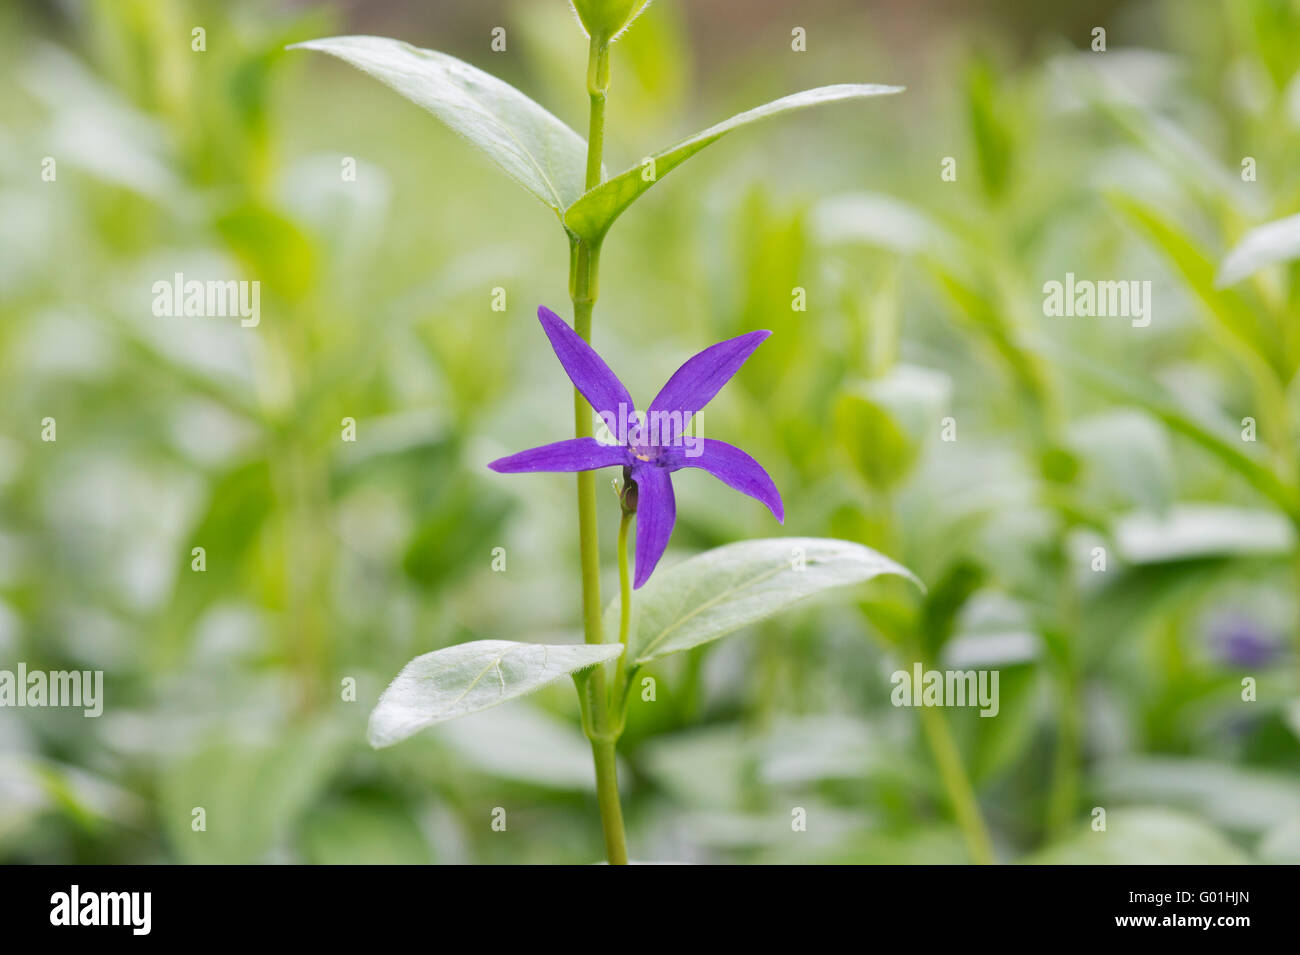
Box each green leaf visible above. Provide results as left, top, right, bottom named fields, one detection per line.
left=609, top=538, right=921, bottom=666
left=1260, top=819, right=1300, bottom=864
left=438, top=703, right=609, bottom=791
left=1067, top=411, right=1174, bottom=512
left=290, top=36, right=589, bottom=212
left=835, top=366, right=952, bottom=492
left=1113, top=504, right=1295, bottom=563
left=1217, top=212, right=1300, bottom=287
left=965, top=58, right=1015, bottom=200
left=402, top=481, right=514, bottom=590
left=215, top=202, right=317, bottom=302
left=812, top=192, right=953, bottom=256
left=834, top=390, right=914, bottom=491
left=1024, top=808, right=1248, bottom=864
left=301, top=796, right=434, bottom=865
left=368, top=640, right=624, bottom=748
left=564, top=84, right=903, bottom=244
left=1043, top=340, right=1300, bottom=518
left=160, top=721, right=349, bottom=864
left=1097, top=757, right=1300, bottom=835
left=1110, top=193, right=1285, bottom=377
left=571, top=0, right=654, bottom=42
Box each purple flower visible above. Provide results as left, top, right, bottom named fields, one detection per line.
left=1205, top=612, right=1281, bottom=668
left=490, top=306, right=784, bottom=588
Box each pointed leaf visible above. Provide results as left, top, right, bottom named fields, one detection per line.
left=1042, top=339, right=1300, bottom=518
left=1216, top=212, right=1300, bottom=287
left=572, top=0, right=654, bottom=42
left=1110, top=193, right=1285, bottom=377
left=608, top=538, right=920, bottom=665
left=290, top=36, right=589, bottom=212
left=564, top=84, right=903, bottom=243
left=368, top=640, right=623, bottom=747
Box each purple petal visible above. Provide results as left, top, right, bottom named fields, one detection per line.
left=631, top=464, right=676, bottom=589
left=537, top=306, right=636, bottom=421
left=647, top=330, right=771, bottom=443
left=665, top=439, right=784, bottom=523
left=489, top=437, right=630, bottom=474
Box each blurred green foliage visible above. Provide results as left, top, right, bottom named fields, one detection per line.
left=1, top=0, right=1298, bottom=863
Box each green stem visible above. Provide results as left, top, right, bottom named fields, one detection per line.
left=884, top=496, right=993, bottom=863
left=612, top=509, right=633, bottom=721
left=1046, top=538, right=1084, bottom=837
left=915, top=697, right=997, bottom=865
left=1046, top=667, right=1080, bottom=837
left=584, top=39, right=608, bottom=189
left=571, top=36, right=627, bottom=865
left=906, top=627, right=995, bottom=865
left=1294, top=544, right=1300, bottom=685
left=590, top=738, right=626, bottom=863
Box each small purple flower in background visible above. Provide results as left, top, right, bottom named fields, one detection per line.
left=1205, top=612, right=1282, bottom=668
left=490, top=306, right=784, bottom=588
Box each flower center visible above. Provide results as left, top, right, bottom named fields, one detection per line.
left=630, top=444, right=665, bottom=465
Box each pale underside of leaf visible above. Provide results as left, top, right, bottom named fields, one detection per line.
left=1216, top=212, right=1300, bottom=287
left=367, top=639, right=623, bottom=748
left=564, top=83, right=904, bottom=244
left=608, top=537, right=921, bottom=666
left=1113, top=504, right=1295, bottom=563
left=290, top=36, right=590, bottom=213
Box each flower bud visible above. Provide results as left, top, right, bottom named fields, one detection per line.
left=570, top=0, right=652, bottom=43
left=620, top=465, right=638, bottom=515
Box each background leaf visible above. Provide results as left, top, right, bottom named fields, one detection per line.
left=159, top=721, right=350, bottom=865
left=610, top=537, right=920, bottom=665
left=835, top=365, right=952, bottom=492
left=1113, top=505, right=1295, bottom=564
left=1216, top=211, right=1300, bottom=287
left=563, top=83, right=902, bottom=243
left=1109, top=193, right=1286, bottom=377
left=290, top=35, right=590, bottom=212
left=1024, top=808, right=1249, bottom=864
left=367, top=640, right=624, bottom=747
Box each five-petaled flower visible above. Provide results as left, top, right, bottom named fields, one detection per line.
left=489, top=306, right=784, bottom=588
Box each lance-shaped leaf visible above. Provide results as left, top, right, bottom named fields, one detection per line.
left=1216, top=212, right=1300, bottom=288
left=607, top=538, right=920, bottom=666
left=1109, top=194, right=1284, bottom=377
left=290, top=36, right=590, bottom=213
left=368, top=640, right=624, bottom=748
left=1041, top=338, right=1300, bottom=519
left=564, top=84, right=903, bottom=244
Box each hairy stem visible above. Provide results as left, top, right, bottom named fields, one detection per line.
left=571, top=36, right=627, bottom=865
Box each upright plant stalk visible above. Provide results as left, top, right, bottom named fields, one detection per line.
left=904, top=650, right=996, bottom=866
left=916, top=699, right=996, bottom=864
left=881, top=497, right=993, bottom=863
left=613, top=509, right=633, bottom=709
left=570, top=36, right=628, bottom=865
